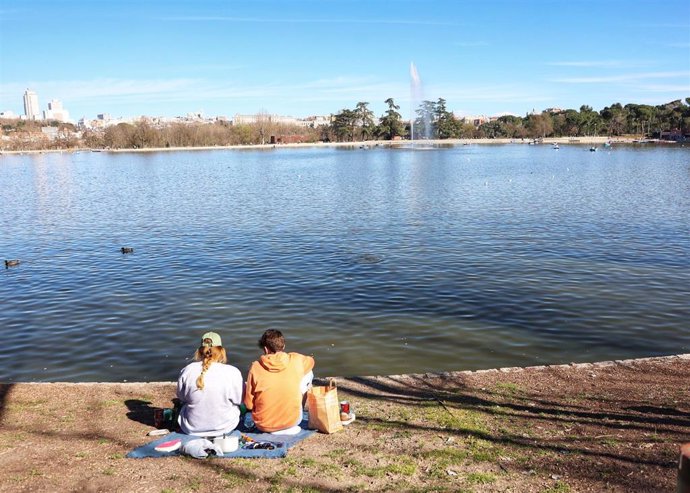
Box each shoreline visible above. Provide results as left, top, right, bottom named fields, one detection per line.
left=0, top=136, right=672, bottom=156
left=7, top=352, right=689, bottom=386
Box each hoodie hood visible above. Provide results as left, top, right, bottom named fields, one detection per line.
left=259, top=351, right=290, bottom=372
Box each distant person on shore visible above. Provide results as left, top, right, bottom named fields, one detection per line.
left=244, top=329, right=314, bottom=434
left=176, top=331, right=244, bottom=436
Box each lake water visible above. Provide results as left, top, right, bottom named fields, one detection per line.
left=1, top=144, right=689, bottom=382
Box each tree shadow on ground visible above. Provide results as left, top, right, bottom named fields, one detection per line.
left=342, top=374, right=690, bottom=431
left=335, top=374, right=686, bottom=492
left=0, top=383, right=13, bottom=421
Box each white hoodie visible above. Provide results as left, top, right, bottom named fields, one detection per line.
left=176, top=361, right=244, bottom=437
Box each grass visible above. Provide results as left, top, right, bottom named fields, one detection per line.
left=338, top=454, right=417, bottom=479
left=325, top=448, right=348, bottom=459
left=540, top=481, right=571, bottom=493
left=466, top=471, right=497, bottom=484
left=494, top=382, right=522, bottom=394
left=186, top=478, right=201, bottom=491
left=385, top=456, right=418, bottom=476
left=422, top=401, right=489, bottom=435
left=466, top=436, right=502, bottom=462
left=417, top=447, right=470, bottom=467
left=7, top=399, right=49, bottom=412
left=221, top=470, right=247, bottom=488
left=343, top=457, right=385, bottom=477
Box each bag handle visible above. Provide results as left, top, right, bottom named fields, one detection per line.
left=327, top=378, right=337, bottom=390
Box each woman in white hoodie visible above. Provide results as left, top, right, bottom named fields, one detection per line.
left=176, top=331, right=244, bottom=437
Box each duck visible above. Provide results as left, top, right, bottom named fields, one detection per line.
left=121, top=247, right=134, bottom=254
left=4, top=259, right=20, bottom=268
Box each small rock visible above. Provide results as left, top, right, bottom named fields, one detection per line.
left=551, top=474, right=561, bottom=480
left=446, top=469, right=458, bottom=476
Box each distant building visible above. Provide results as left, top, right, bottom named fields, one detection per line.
left=0, top=110, right=18, bottom=119
left=43, top=99, right=71, bottom=123
left=233, top=113, right=330, bottom=127
left=462, top=115, right=490, bottom=126
left=302, top=115, right=331, bottom=127
left=23, top=89, right=40, bottom=120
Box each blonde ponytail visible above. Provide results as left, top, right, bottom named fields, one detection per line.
left=193, top=346, right=228, bottom=390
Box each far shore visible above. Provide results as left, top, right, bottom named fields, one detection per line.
left=1, top=135, right=674, bottom=156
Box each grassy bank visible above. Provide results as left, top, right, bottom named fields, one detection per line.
left=1, top=354, right=688, bottom=492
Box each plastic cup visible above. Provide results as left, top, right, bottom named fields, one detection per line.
left=214, top=435, right=239, bottom=453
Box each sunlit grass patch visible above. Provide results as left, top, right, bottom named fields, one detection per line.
left=385, top=456, right=417, bottom=476
left=342, top=457, right=385, bottom=477
left=96, top=399, right=122, bottom=409
left=494, top=382, right=522, bottom=394
left=325, top=448, right=347, bottom=459
left=422, top=401, right=489, bottom=434
left=466, top=436, right=502, bottom=462
left=417, top=447, right=469, bottom=469
left=466, top=471, right=497, bottom=484
left=367, top=421, right=399, bottom=431
left=7, top=399, right=48, bottom=412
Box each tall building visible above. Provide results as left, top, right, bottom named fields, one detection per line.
left=43, top=99, right=70, bottom=122
left=23, top=89, right=40, bottom=120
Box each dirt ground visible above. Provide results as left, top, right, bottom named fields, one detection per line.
left=1, top=354, right=688, bottom=493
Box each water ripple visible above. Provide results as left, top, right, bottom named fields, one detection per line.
left=1, top=146, right=689, bottom=381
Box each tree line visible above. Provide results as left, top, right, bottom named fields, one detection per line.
left=1, top=97, right=688, bottom=151
left=327, top=97, right=690, bottom=141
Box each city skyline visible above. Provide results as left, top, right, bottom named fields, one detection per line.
left=1, top=0, right=688, bottom=121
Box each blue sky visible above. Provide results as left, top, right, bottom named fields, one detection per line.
left=1, top=0, right=688, bottom=121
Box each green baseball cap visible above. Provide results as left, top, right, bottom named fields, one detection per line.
left=201, top=331, right=222, bottom=347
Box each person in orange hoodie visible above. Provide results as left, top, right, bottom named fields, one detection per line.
left=244, top=329, right=314, bottom=434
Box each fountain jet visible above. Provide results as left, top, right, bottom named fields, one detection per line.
left=410, top=62, right=432, bottom=140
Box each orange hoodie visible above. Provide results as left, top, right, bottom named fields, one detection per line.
left=244, top=351, right=315, bottom=432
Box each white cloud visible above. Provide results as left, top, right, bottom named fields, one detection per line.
left=550, top=71, right=690, bottom=84
left=547, top=60, right=651, bottom=68
left=636, top=83, right=690, bottom=92
left=161, top=16, right=457, bottom=26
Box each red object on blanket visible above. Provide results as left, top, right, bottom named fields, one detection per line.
left=154, top=438, right=182, bottom=453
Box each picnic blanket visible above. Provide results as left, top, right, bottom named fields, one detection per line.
left=127, top=416, right=315, bottom=459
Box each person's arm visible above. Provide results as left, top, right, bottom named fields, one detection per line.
left=228, top=367, right=244, bottom=407
left=243, top=370, right=255, bottom=411
left=176, top=368, right=189, bottom=403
